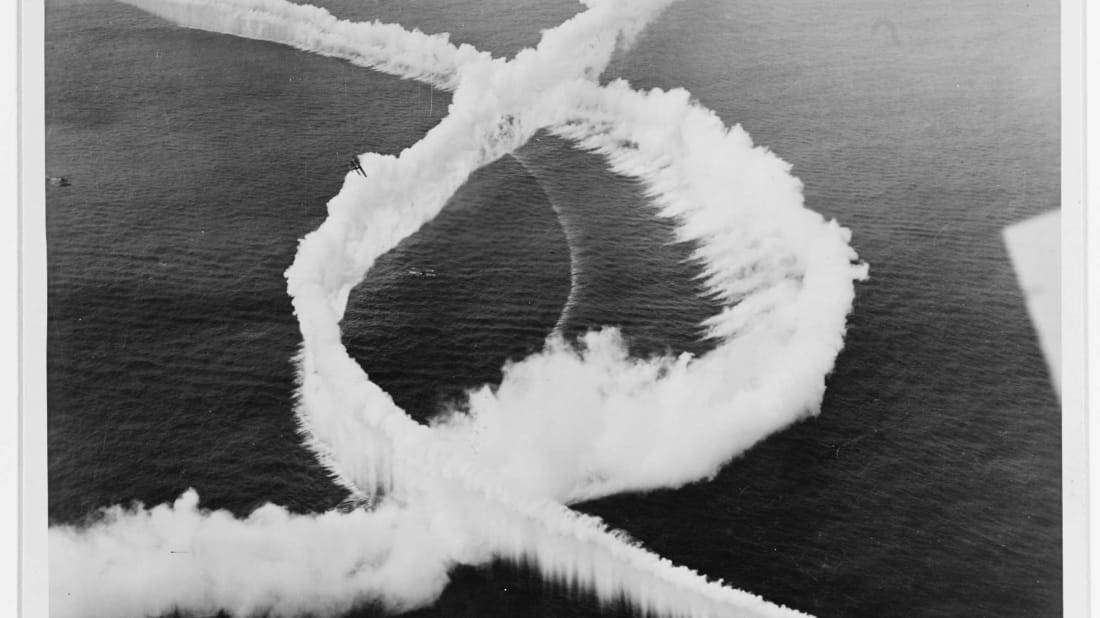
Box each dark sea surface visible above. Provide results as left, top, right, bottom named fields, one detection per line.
left=45, top=0, right=1061, bottom=617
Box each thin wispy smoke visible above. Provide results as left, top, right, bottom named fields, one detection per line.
left=54, top=0, right=867, bottom=615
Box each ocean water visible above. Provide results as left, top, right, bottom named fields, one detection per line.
left=45, top=0, right=1060, bottom=617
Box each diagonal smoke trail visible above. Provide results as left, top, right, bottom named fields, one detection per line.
left=117, top=0, right=493, bottom=89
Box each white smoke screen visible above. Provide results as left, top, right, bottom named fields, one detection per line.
left=51, top=0, right=867, bottom=616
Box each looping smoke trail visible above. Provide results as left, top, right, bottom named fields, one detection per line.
left=54, top=1, right=867, bottom=616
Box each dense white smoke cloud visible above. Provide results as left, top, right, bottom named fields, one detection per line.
left=50, top=491, right=452, bottom=617
left=53, top=0, right=866, bottom=615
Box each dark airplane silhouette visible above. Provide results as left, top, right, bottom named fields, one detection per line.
left=349, top=157, right=367, bottom=177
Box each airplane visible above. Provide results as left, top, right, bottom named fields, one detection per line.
left=349, top=157, right=367, bottom=177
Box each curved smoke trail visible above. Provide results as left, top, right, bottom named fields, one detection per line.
left=51, top=1, right=866, bottom=616
left=442, top=78, right=868, bottom=502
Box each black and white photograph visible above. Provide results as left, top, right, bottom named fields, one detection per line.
left=19, top=0, right=1078, bottom=616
